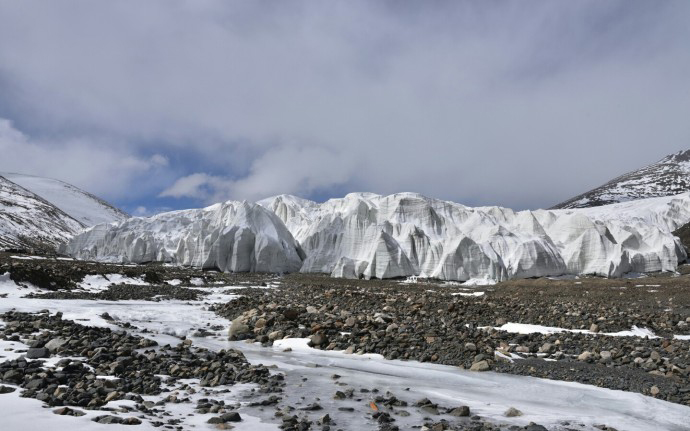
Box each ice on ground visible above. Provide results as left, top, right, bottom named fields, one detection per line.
left=451, top=291, right=485, bottom=297
left=495, top=322, right=658, bottom=339
left=273, top=337, right=385, bottom=360
left=77, top=274, right=149, bottom=292
left=0, top=272, right=41, bottom=298
left=462, top=277, right=497, bottom=286
left=232, top=338, right=690, bottom=431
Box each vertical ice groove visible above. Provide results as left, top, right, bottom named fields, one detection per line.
left=65, top=192, right=690, bottom=280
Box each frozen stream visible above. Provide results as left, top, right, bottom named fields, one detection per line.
left=1, top=281, right=689, bottom=430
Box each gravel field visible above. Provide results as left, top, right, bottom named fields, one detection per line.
left=1, top=252, right=689, bottom=430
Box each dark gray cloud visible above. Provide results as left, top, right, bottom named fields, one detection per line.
left=0, top=0, right=688, bottom=210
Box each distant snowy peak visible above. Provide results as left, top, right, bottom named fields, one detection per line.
left=1, top=172, right=129, bottom=227
left=552, top=150, right=690, bottom=209
left=0, top=176, right=83, bottom=250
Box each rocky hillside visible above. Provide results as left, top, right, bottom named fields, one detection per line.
left=0, top=176, right=84, bottom=250
left=552, top=150, right=690, bottom=209
left=1, top=172, right=129, bottom=226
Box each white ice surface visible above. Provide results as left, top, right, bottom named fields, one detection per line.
left=64, top=201, right=304, bottom=274
left=495, top=322, right=659, bottom=338
left=77, top=274, right=149, bottom=292
left=63, top=192, right=690, bottom=282
left=462, top=277, right=498, bottom=286
left=261, top=192, right=690, bottom=280
left=451, top=291, right=486, bottom=297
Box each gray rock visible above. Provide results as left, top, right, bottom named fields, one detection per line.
left=53, top=407, right=86, bottom=417
left=310, top=332, right=328, bottom=346
left=254, top=317, right=267, bottom=328
left=93, top=415, right=123, bottom=424
left=283, top=308, right=300, bottom=320
left=44, top=337, right=67, bottom=352
left=470, top=360, right=490, bottom=372
left=449, top=406, right=470, bottom=417
left=504, top=407, right=523, bottom=417
left=577, top=351, right=592, bottom=361
left=228, top=317, right=250, bottom=339
left=538, top=343, right=554, bottom=354
left=26, top=347, right=50, bottom=359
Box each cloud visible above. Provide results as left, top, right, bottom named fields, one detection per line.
left=132, top=205, right=172, bottom=217
left=0, top=1, right=689, bottom=210
left=160, top=146, right=355, bottom=203
left=0, top=118, right=170, bottom=201
left=159, top=173, right=221, bottom=200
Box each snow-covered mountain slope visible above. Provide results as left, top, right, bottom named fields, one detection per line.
left=63, top=201, right=304, bottom=273
left=1, top=172, right=129, bottom=226
left=0, top=176, right=84, bottom=250
left=552, top=150, right=690, bottom=209
left=259, top=192, right=690, bottom=281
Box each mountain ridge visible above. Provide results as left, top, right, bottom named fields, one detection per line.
left=0, top=176, right=84, bottom=250
left=1, top=172, right=129, bottom=226
left=0, top=173, right=130, bottom=251
left=552, top=150, right=690, bottom=209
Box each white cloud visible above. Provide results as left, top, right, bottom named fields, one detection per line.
left=160, top=145, right=355, bottom=203
left=0, top=118, right=170, bottom=201
left=159, top=173, right=220, bottom=200
left=0, top=1, right=689, bottom=209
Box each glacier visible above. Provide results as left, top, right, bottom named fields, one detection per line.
left=63, top=201, right=304, bottom=273
left=258, top=192, right=690, bottom=281
left=64, top=192, right=690, bottom=281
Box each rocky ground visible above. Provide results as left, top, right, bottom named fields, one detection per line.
left=214, top=273, right=690, bottom=407
left=0, top=310, right=281, bottom=428
left=1, top=251, right=689, bottom=430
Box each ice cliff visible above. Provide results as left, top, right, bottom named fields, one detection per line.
left=259, top=192, right=690, bottom=281
left=65, top=192, right=690, bottom=280
left=64, top=201, right=304, bottom=273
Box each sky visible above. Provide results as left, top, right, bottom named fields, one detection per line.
left=0, top=0, right=689, bottom=215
